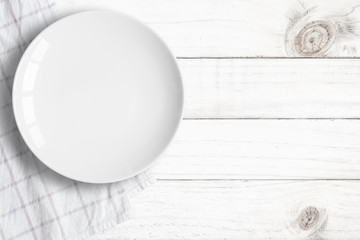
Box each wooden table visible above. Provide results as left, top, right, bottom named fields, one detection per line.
left=57, top=0, right=360, bottom=238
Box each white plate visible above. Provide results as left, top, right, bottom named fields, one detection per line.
left=13, top=11, right=183, bottom=183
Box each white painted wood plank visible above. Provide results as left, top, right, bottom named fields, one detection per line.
left=154, top=120, right=360, bottom=179
left=89, top=180, right=360, bottom=239
left=10, top=58, right=360, bottom=119
left=180, top=58, right=360, bottom=118
left=56, top=0, right=360, bottom=57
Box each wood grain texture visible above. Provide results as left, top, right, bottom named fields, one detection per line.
left=179, top=58, right=360, bottom=118
left=56, top=0, right=360, bottom=57
left=89, top=180, right=360, bottom=240
left=154, top=120, right=360, bottom=180
left=52, top=0, right=360, bottom=239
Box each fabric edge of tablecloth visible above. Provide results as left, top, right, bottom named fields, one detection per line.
left=71, top=173, right=156, bottom=240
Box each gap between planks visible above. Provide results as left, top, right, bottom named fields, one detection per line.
left=177, top=57, right=360, bottom=59
left=183, top=118, right=360, bottom=120
left=157, top=178, right=360, bottom=181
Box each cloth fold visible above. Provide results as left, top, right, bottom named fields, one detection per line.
left=0, top=1, right=154, bottom=239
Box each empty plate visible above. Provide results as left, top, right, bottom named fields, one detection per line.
left=12, top=11, right=183, bottom=183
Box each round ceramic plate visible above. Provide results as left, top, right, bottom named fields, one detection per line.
left=13, top=11, right=183, bottom=183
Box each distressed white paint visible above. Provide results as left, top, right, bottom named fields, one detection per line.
left=52, top=0, right=360, bottom=239
left=154, top=120, right=360, bottom=180
left=89, top=181, right=360, bottom=240
left=56, top=0, right=360, bottom=57
left=178, top=59, right=360, bottom=118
